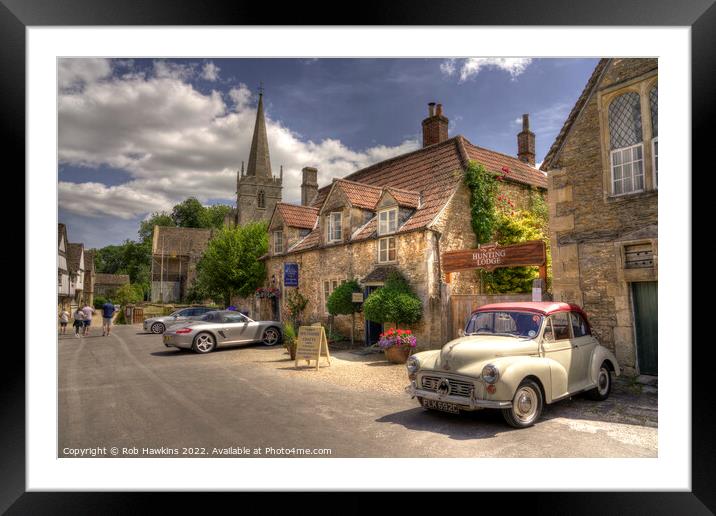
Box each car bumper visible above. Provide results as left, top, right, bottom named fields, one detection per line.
left=162, top=333, right=194, bottom=349
left=405, top=383, right=511, bottom=410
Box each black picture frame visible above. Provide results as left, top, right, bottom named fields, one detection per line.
left=5, top=0, right=710, bottom=512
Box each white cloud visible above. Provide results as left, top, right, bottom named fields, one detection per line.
left=58, top=58, right=112, bottom=90
left=201, top=62, right=220, bottom=81
left=441, top=58, right=533, bottom=82
left=58, top=60, right=418, bottom=219
left=152, top=60, right=196, bottom=80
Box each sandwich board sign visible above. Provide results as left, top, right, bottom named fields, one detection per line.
left=295, top=325, right=331, bottom=370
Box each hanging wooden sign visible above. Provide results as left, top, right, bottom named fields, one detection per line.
left=295, top=325, right=331, bottom=370
left=442, top=240, right=547, bottom=282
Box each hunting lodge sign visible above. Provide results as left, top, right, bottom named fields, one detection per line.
left=442, top=240, right=547, bottom=279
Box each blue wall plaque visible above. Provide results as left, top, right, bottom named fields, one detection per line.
left=284, top=263, right=299, bottom=287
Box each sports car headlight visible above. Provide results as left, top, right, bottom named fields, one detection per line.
left=406, top=356, right=420, bottom=374
left=482, top=364, right=500, bottom=384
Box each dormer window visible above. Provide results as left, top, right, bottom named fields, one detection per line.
left=378, top=208, right=398, bottom=236
left=327, top=212, right=342, bottom=242
left=273, top=230, right=283, bottom=254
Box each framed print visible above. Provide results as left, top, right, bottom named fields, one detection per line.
left=5, top=0, right=711, bottom=512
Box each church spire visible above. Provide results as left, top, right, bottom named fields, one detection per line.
left=245, top=90, right=272, bottom=178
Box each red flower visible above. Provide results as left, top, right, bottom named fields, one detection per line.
left=405, top=330, right=412, bottom=334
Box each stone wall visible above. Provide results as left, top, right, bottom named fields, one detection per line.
left=547, top=58, right=658, bottom=376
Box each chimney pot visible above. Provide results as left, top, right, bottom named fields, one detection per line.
left=517, top=113, right=536, bottom=166
left=522, top=114, right=530, bottom=131
left=422, top=102, right=449, bottom=147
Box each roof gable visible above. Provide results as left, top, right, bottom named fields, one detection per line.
left=540, top=59, right=611, bottom=171
left=67, top=243, right=84, bottom=273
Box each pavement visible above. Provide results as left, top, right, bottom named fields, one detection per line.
left=58, top=323, right=657, bottom=458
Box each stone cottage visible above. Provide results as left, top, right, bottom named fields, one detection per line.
left=262, top=102, right=548, bottom=349
left=94, top=273, right=130, bottom=299
left=541, top=58, right=658, bottom=376
left=150, top=226, right=214, bottom=303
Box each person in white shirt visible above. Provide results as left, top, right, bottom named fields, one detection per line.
left=81, top=304, right=95, bottom=336
left=59, top=309, right=70, bottom=335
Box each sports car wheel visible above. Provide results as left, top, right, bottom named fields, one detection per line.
left=192, top=332, right=216, bottom=354
left=502, top=379, right=543, bottom=428
left=262, top=327, right=281, bottom=346
left=586, top=363, right=612, bottom=401
left=150, top=322, right=165, bottom=334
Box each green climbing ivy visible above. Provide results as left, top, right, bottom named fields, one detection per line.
left=464, top=162, right=498, bottom=245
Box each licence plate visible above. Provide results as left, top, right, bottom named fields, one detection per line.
left=163, top=335, right=170, bottom=343
left=422, top=399, right=461, bottom=414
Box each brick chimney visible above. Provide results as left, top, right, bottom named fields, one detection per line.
left=301, top=167, right=318, bottom=206
left=422, top=102, right=449, bottom=147
left=517, top=114, right=535, bottom=166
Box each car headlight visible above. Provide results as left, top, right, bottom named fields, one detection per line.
left=406, top=356, right=420, bottom=374
left=482, top=364, right=500, bottom=384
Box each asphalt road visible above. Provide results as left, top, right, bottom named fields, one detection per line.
left=58, top=324, right=657, bottom=458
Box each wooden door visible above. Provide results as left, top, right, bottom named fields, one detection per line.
left=632, top=281, right=658, bottom=375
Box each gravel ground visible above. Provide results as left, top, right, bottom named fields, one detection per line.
left=208, top=341, right=412, bottom=395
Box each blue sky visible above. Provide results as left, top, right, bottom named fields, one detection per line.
left=58, top=57, right=599, bottom=249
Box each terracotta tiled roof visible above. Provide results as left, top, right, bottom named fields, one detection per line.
left=540, top=59, right=610, bottom=172
left=385, top=186, right=420, bottom=208
left=276, top=203, right=319, bottom=229
left=462, top=140, right=547, bottom=188
left=152, top=226, right=213, bottom=256
left=330, top=179, right=384, bottom=210
left=66, top=243, right=84, bottom=273
left=280, top=135, right=546, bottom=256
left=95, top=273, right=130, bottom=286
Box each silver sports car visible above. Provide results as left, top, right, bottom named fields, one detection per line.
left=143, top=306, right=214, bottom=334
left=161, top=310, right=283, bottom=353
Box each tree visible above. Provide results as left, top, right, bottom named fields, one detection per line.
left=138, top=212, right=175, bottom=244
left=171, top=197, right=206, bottom=228
left=204, top=204, right=232, bottom=229
left=363, top=272, right=422, bottom=329
left=114, top=283, right=144, bottom=306
left=194, top=222, right=268, bottom=306
left=92, top=240, right=151, bottom=299
left=326, top=279, right=361, bottom=346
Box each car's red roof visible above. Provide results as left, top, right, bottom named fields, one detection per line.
left=475, top=301, right=589, bottom=319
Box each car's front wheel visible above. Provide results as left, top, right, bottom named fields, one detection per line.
left=150, top=322, right=165, bottom=334
left=192, top=332, right=216, bottom=354
left=262, top=327, right=281, bottom=346
left=502, top=379, right=543, bottom=428
left=586, top=363, right=612, bottom=401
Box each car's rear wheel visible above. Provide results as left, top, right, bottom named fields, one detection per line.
left=192, top=332, right=216, bottom=354
left=262, top=327, right=281, bottom=346
left=150, top=322, right=165, bottom=334
left=502, top=379, right=543, bottom=428
left=586, top=363, right=612, bottom=401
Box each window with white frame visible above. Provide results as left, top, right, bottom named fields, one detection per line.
left=378, top=208, right=398, bottom=236
left=608, top=92, right=644, bottom=195
left=650, top=85, right=658, bottom=187
left=378, top=236, right=396, bottom=263
left=322, top=278, right=344, bottom=314
left=327, top=212, right=342, bottom=242
left=273, top=230, right=283, bottom=254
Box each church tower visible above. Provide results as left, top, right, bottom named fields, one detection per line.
left=234, top=90, right=282, bottom=226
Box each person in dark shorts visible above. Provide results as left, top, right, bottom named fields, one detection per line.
left=102, top=299, right=116, bottom=336
left=81, top=303, right=95, bottom=336
left=72, top=307, right=85, bottom=337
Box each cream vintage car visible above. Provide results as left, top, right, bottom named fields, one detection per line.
left=405, top=302, right=620, bottom=428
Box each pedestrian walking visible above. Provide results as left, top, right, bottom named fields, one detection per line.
left=59, top=309, right=70, bottom=335
left=102, top=299, right=116, bottom=336
left=72, top=307, right=85, bottom=337
left=81, top=303, right=95, bottom=336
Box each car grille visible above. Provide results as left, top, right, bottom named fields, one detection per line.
left=420, top=376, right=474, bottom=398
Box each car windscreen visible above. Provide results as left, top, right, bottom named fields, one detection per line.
left=465, top=311, right=543, bottom=338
